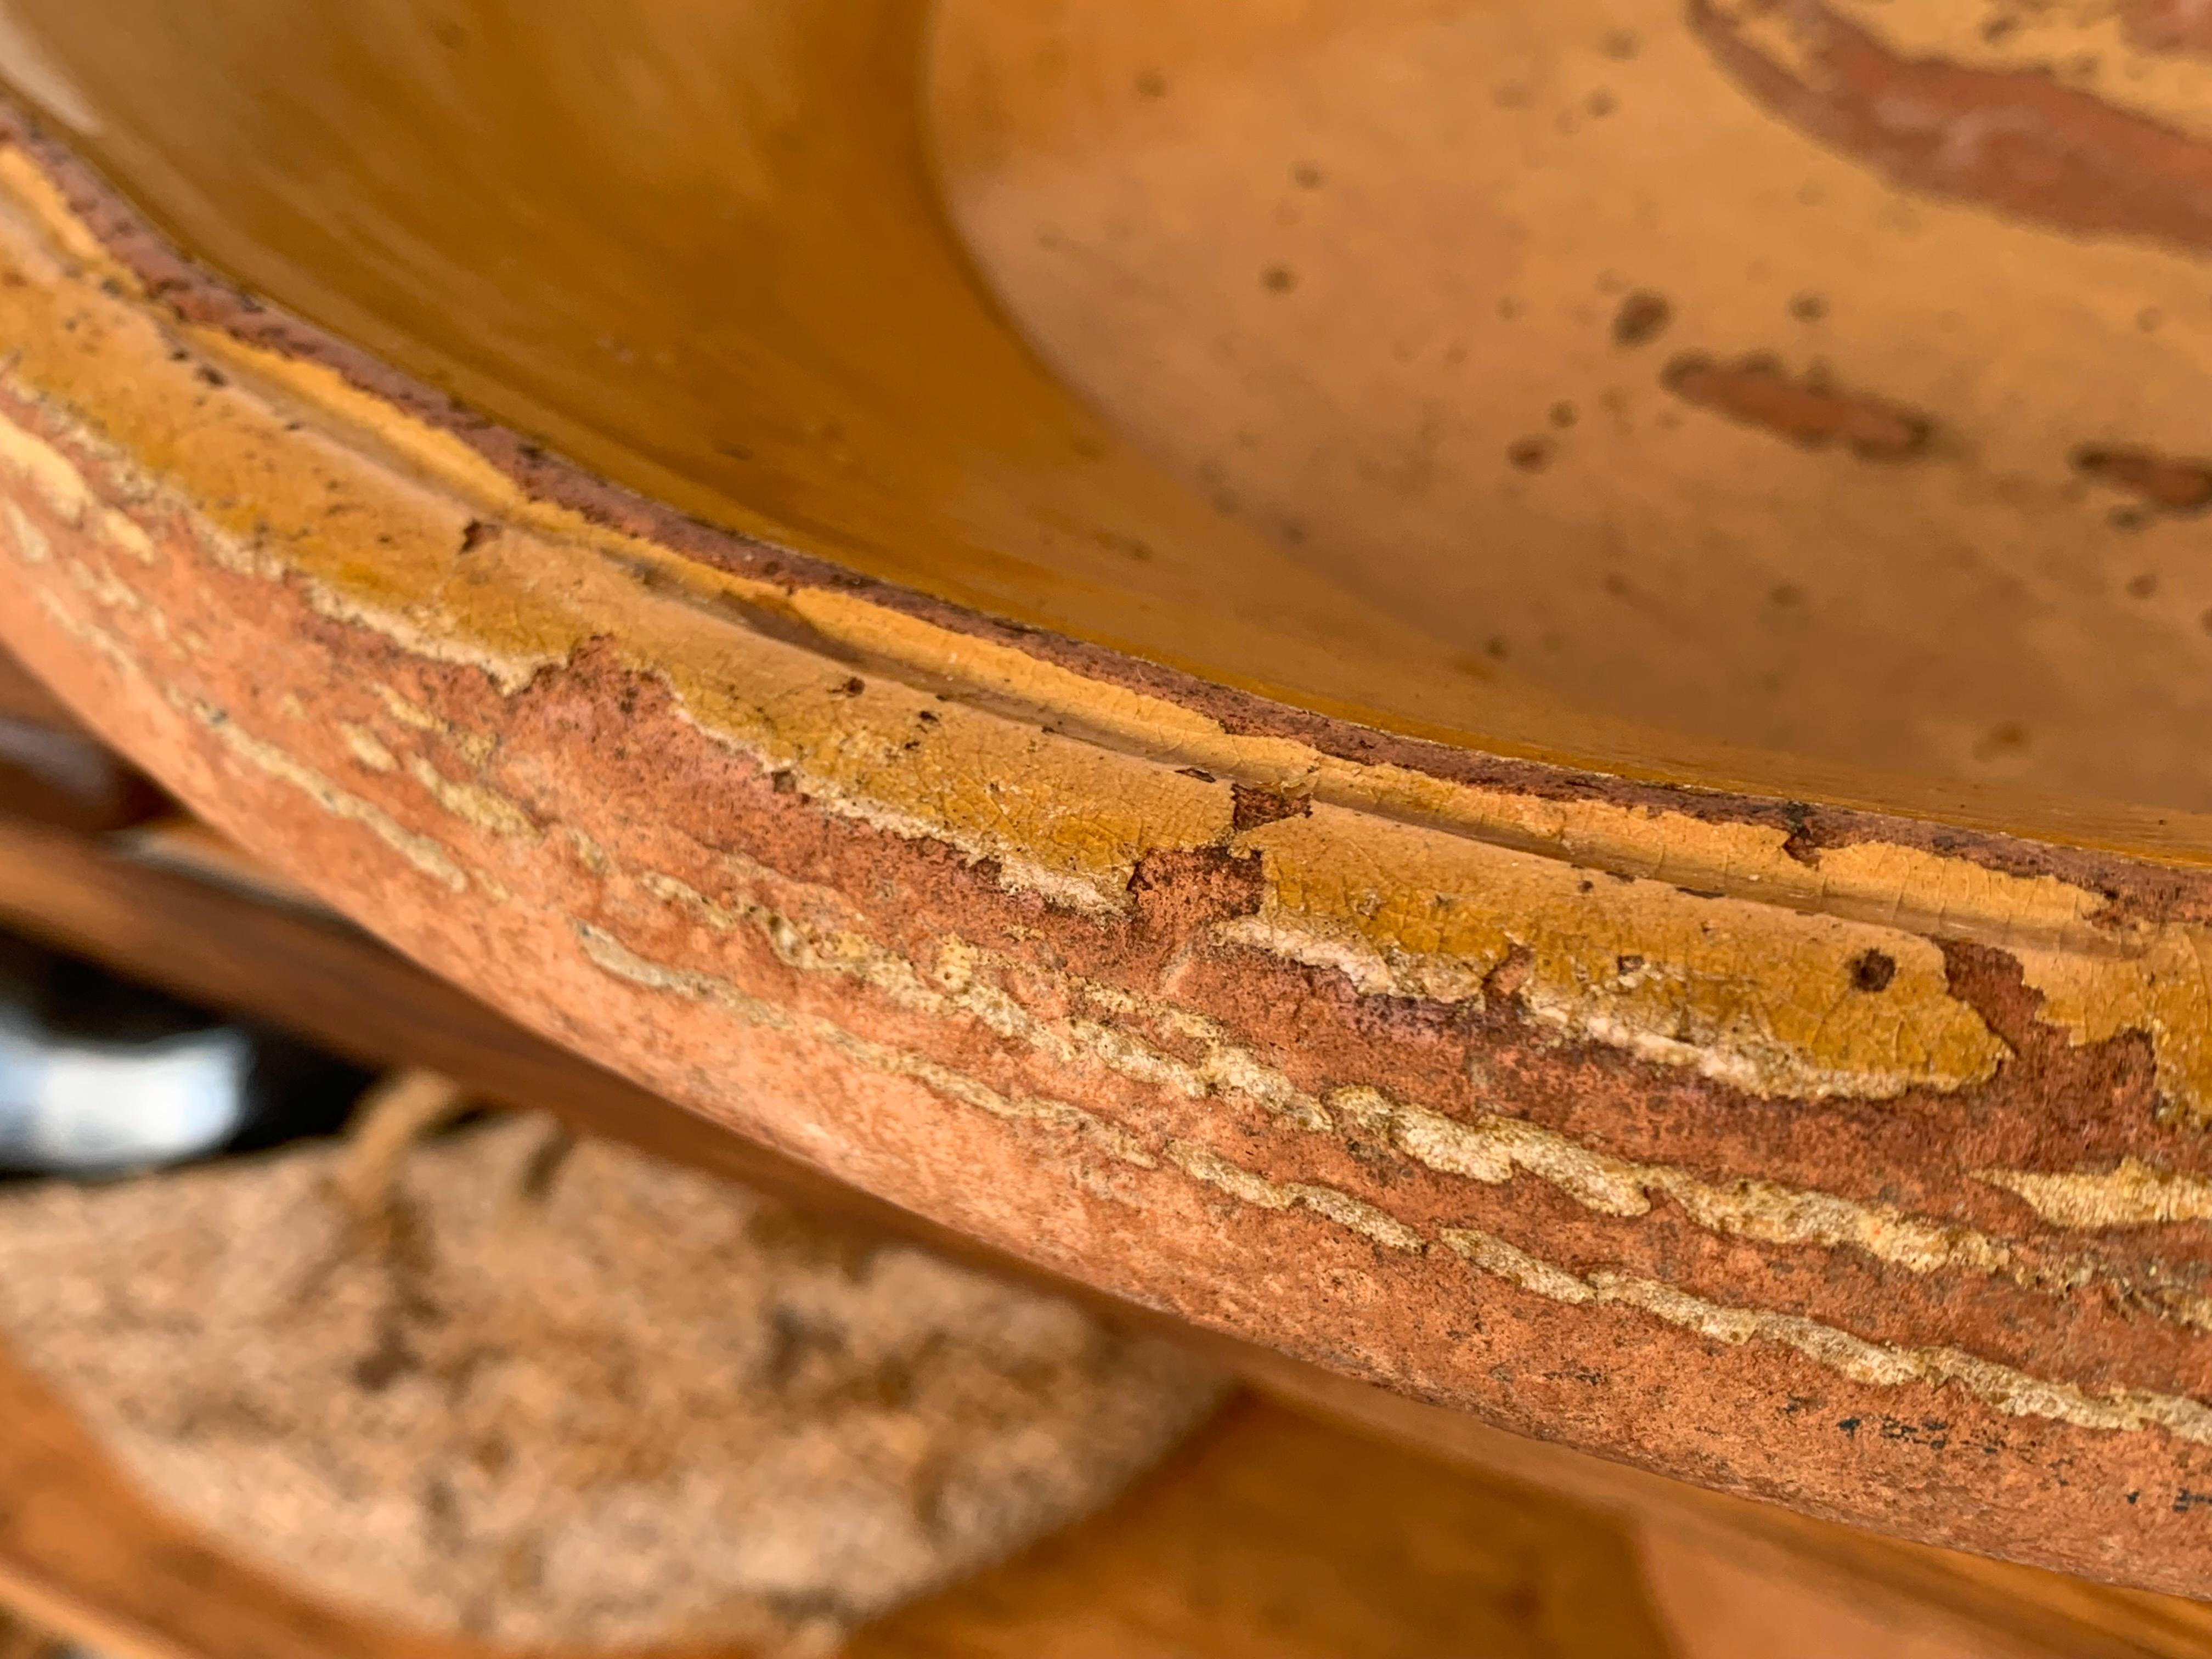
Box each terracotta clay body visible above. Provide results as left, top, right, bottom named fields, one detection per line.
left=7, top=0, right=2212, bottom=1595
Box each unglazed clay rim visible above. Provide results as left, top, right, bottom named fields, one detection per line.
left=10, top=88, right=2212, bottom=1596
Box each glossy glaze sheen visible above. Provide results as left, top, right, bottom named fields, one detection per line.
left=7, top=0, right=2212, bottom=1594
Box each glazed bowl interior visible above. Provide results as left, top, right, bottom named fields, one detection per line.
left=8, top=0, right=2212, bottom=848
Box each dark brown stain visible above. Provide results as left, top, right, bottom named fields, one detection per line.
left=1973, top=720, right=2031, bottom=763
left=351, top=1319, right=420, bottom=1393
left=1848, top=949, right=1897, bottom=992
left=1506, top=436, right=1555, bottom=471
left=1661, top=352, right=1932, bottom=459
left=1610, top=290, right=1672, bottom=347
left=1690, top=0, right=2212, bottom=257
left=2073, top=443, right=2212, bottom=511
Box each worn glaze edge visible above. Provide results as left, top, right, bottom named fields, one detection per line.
left=7, top=108, right=2212, bottom=1589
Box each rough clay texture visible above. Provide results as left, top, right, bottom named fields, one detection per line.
left=9, top=23, right=2212, bottom=1596
left=0, top=1116, right=1222, bottom=1650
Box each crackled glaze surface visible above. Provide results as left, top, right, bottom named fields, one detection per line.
left=8, top=0, right=2212, bottom=1595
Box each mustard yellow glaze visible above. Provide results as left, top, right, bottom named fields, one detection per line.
left=19, top=0, right=2212, bottom=852
left=0, top=0, right=1604, bottom=760
left=2, top=140, right=2209, bottom=1116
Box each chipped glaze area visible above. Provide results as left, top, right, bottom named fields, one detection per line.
left=12, top=127, right=2212, bottom=1588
